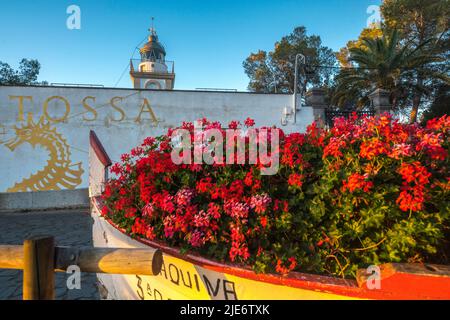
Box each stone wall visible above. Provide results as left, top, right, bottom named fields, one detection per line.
left=0, top=85, right=314, bottom=192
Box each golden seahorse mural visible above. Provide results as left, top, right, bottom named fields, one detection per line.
left=1, top=116, right=84, bottom=192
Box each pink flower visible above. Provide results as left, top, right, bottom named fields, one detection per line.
left=250, top=193, right=272, bottom=214
left=388, top=143, right=412, bottom=160
left=142, top=203, right=155, bottom=218
left=189, top=231, right=205, bottom=247
left=193, top=210, right=210, bottom=228
left=175, top=188, right=195, bottom=207
left=224, top=200, right=250, bottom=219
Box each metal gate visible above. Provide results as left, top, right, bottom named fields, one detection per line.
left=325, top=109, right=375, bottom=127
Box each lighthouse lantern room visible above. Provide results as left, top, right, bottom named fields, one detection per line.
left=130, top=19, right=175, bottom=90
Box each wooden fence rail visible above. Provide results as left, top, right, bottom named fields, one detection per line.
left=0, top=235, right=163, bottom=300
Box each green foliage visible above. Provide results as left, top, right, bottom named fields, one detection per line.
left=421, top=84, right=450, bottom=123
left=335, top=0, right=449, bottom=123
left=381, top=0, right=449, bottom=45
left=0, top=59, right=42, bottom=85
left=243, top=26, right=337, bottom=93
left=333, top=29, right=448, bottom=112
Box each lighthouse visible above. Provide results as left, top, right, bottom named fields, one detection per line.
left=130, top=20, right=175, bottom=90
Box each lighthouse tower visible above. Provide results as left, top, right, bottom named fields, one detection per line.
left=130, top=20, right=175, bottom=90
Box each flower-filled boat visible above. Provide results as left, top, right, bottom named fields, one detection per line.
left=89, top=116, right=450, bottom=300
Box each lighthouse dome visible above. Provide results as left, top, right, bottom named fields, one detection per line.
left=140, top=33, right=166, bottom=62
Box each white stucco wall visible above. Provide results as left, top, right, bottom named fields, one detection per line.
left=0, top=85, right=314, bottom=192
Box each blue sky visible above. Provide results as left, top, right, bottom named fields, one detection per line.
left=0, top=0, right=381, bottom=91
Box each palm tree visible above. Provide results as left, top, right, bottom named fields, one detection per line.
left=333, top=29, right=448, bottom=122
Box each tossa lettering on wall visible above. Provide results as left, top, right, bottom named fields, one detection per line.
left=8, top=94, right=159, bottom=124
left=0, top=85, right=314, bottom=193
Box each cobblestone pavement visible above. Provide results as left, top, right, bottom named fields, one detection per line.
left=0, top=209, right=100, bottom=300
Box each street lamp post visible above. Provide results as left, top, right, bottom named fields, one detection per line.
left=293, top=53, right=306, bottom=124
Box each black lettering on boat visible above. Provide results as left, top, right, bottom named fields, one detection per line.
left=180, top=270, right=193, bottom=289
left=153, top=288, right=163, bottom=300
left=194, top=274, right=200, bottom=292
left=159, top=262, right=168, bottom=279
left=203, top=276, right=221, bottom=297
left=136, top=275, right=144, bottom=300
left=169, top=263, right=180, bottom=285
left=223, top=280, right=238, bottom=300
left=147, top=282, right=152, bottom=297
